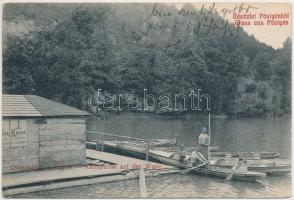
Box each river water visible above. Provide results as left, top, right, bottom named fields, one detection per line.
left=12, top=113, right=291, bottom=198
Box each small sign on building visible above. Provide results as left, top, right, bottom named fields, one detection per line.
left=2, top=120, right=27, bottom=147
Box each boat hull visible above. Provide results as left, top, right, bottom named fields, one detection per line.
left=248, top=165, right=291, bottom=175
left=213, top=158, right=291, bottom=175
left=150, top=153, right=266, bottom=182
left=191, top=167, right=263, bottom=182
left=211, top=152, right=280, bottom=159
left=87, top=141, right=268, bottom=181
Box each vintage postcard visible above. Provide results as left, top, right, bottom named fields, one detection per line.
left=1, top=1, right=292, bottom=199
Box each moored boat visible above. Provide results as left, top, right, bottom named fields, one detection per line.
left=86, top=140, right=266, bottom=181
left=213, top=158, right=291, bottom=175
left=211, top=151, right=280, bottom=159
left=149, top=151, right=266, bottom=182
left=248, top=164, right=290, bottom=175
left=87, top=140, right=288, bottom=176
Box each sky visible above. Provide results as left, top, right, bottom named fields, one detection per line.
left=176, top=3, right=292, bottom=49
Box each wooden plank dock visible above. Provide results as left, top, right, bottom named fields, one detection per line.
left=86, top=149, right=174, bottom=170
left=3, top=149, right=177, bottom=196
left=3, top=165, right=124, bottom=189
left=3, top=169, right=138, bottom=196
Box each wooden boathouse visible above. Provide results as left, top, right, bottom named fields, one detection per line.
left=2, top=94, right=90, bottom=173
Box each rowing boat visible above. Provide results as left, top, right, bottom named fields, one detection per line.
left=248, top=164, right=290, bottom=175
left=86, top=141, right=266, bottom=181
left=87, top=140, right=286, bottom=177
left=211, top=151, right=280, bottom=159
left=149, top=151, right=266, bottom=182
left=213, top=158, right=290, bottom=175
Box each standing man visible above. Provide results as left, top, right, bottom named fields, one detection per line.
left=198, top=127, right=210, bottom=161
left=190, top=127, right=210, bottom=166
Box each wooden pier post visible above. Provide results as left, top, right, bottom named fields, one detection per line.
left=101, top=141, right=104, bottom=152
left=139, top=166, right=147, bottom=198
left=95, top=140, right=104, bottom=152
left=208, top=112, right=211, bottom=161
left=145, top=140, right=150, bottom=161
left=101, top=134, right=105, bottom=152
left=95, top=140, right=99, bottom=151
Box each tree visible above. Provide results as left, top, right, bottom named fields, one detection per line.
left=270, top=38, right=291, bottom=114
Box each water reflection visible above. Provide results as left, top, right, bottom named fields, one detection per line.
left=87, top=113, right=291, bottom=158
left=10, top=173, right=291, bottom=198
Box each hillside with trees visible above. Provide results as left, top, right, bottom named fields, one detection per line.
left=3, top=3, right=291, bottom=117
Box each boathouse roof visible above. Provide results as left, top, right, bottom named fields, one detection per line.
left=2, top=94, right=90, bottom=117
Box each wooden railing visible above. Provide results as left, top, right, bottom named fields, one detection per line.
left=86, top=130, right=176, bottom=161
left=87, top=130, right=150, bottom=142
left=86, top=130, right=176, bottom=143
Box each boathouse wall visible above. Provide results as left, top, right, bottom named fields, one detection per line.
left=2, top=119, right=39, bottom=173
left=2, top=117, right=87, bottom=173
left=38, top=118, right=86, bottom=168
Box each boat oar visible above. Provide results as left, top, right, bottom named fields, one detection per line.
left=225, top=158, right=241, bottom=181
left=179, top=161, right=209, bottom=175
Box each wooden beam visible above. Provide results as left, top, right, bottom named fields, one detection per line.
left=139, top=167, right=147, bottom=198
left=145, top=140, right=150, bottom=161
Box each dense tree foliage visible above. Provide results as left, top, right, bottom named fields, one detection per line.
left=3, top=4, right=291, bottom=117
